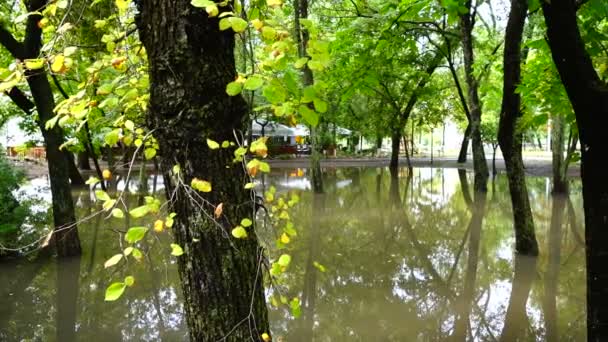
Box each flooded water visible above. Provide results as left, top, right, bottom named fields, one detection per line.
left=0, top=167, right=586, bottom=341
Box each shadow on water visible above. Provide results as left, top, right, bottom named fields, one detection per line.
left=0, top=166, right=588, bottom=341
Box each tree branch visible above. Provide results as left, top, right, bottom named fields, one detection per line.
left=5, top=87, right=35, bottom=114
left=0, top=25, right=24, bottom=59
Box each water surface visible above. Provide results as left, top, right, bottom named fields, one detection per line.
left=0, top=167, right=586, bottom=341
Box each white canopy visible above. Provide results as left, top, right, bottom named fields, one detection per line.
left=251, top=121, right=296, bottom=137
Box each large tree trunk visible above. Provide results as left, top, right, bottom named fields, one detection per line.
left=542, top=0, right=608, bottom=339
left=460, top=5, right=489, bottom=192
left=136, top=1, right=269, bottom=340
left=497, top=0, right=538, bottom=256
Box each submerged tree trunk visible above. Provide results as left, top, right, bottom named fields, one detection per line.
left=498, top=0, right=538, bottom=256
left=136, top=1, right=269, bottom=339
left=551, top=114, right=567, bottom=193
left=460, top=4, right=489, bottom=192
left=390, top=130, right=401, bottom=171
left=542, top=1, right=608, bottom=338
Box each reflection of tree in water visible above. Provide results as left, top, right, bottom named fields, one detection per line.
left=269, top=167, right=586, bottom=341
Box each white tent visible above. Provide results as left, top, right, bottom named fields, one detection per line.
left=251, top=121, right=296, bottom=137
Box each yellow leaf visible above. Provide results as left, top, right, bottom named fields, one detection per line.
left=280, top=233, right=290, bottom=244
left=154, top=219, right=164, bottom=233
left=251, top=19, right=264, bottom=30
left=231, top=226, right=248, bottom=238
left=267, top=0, right=282, bottom=7
left=115, top=0, right=130, bottom=14
left=191, top=178, right=212, bottom=192
left=207, top=139, right=220, bottom=149
left=51, top=54, right=65, bottom=73
left=24, top=59, right=45, bottom=70
left=261, top=333, right=271, bottom=342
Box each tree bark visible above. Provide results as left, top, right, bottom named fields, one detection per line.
left=551, top=114, right=567, bottom=193
left=390, top=130, right=401, bottom=171
left=542, top=0, right=608, bottom=339
left=77, top=150, right=91, bottom=170
left=460, top=4, right=489, bottom=192
left=458, top=123, right=471, bottom=163
left=136, top=1, right=269, bottom=340
left=295, top=0, right=323, bottom=194
left=497, top=0, right=539, bottom=256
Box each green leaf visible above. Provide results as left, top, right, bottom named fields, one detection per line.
left=231, top=226, right=248, bottom=238
left=144, top=148, right=157, bottom=160
left=104, top=129, right=120, bottom=146
left=191, top=178, right=212, bottom=192
left=244, top=76, right=264, bottom=90
left=102, top=199, right=117, bottom=211
left=191, top=0, right=215, bottom=7
left=313, top=98, right=328, bottom=113
left=261, top=26, right=277, bottom=40
left=313, top=261, right=326, bottom=272
left=259, top=161, right=270, bottom=173
left=129, top=205, right=150, bottom=218
left=104, top=254, right=123, bottom=268
left=97, top=83, right=114, bottom=95
left=219, top=18, right=232, bottom=30
left=124, top=247, right=134, bottom=256
left=226, top=81, right=243, bottom=96
left=277, top=254, right=291, bottom=267
left=124, top=276, right=135, bottom=287
left=105, top=282, right=126, bottom=301
left=230, top=17, right=248, bottom=33
left=170, top=243, right=184, bottom=256
left=263, top=84, right=286, bottom=104
left=241, top=218, right=253, bottom=227
left=111, top=208, right=124, bottom=218
left=132, top=248, right=143, bottom=261
left=244, top=182, right=255, bottom=189
left=207, top=139, right=220, bottom=149
left=299, top=105, right=319, bottom=127
left=86, top=177, right=100, bottom=185
left=95, top=190, right=110, bottom=201
left=125, top=227, right=148, bottom=244
left=294, top=57, right=308, bottom=69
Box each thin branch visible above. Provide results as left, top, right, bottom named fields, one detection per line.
left=0, top=25, right=24, bottom=58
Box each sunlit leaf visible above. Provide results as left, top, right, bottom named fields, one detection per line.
left=125, top=227, right=148, bottom=244
left=244, top=76, right=264, bottom=90
left=207, top=139, right=220, bottom=149
left=129, top=205, right=150, bottom=218
left=124, top=276, right=135, bottom=287
left=170, top=243, right=184, bottom=256
left=277, top=254, right=291, bottom=267
left=231, top=226, right=248, bottom=238
left=104, top=254, right=123, bottom=268
left=191, top=178, right=212, bottom=192
left=105, top=282, right=126, bottom=301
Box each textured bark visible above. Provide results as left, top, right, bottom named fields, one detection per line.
left=551, top=114, right=567, bottom=193
left=460, top=5, right=489, bottom=192
left=498, top=0, right=538, bottom=256
left=136, top=1, right=269, bottom=340
left=542, top=0, right=608, bottom=339
left=390, top=130, right=401, bottom=171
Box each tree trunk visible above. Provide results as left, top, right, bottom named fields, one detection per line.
left=136, top=1, right=269, bottom=339
left=458, top=123, right=471, bottom=163
left=295, top=0, right=323, bottom=194
left=498, top=0, right=538, bottom=256
left=77, top=150, right=91, bottom=170
left=65, top=151, right=85, bottom=186
left=390, top=130, right=400, bottom=171
left=460, top=5, right=489, bottom=192
left=551, top=114, right=567, bottom=193
left=0, top=0, right=81, bottom=257
left=542, top=0, right=608, bottom=338
left=492, top=144, right=498, bottom=177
